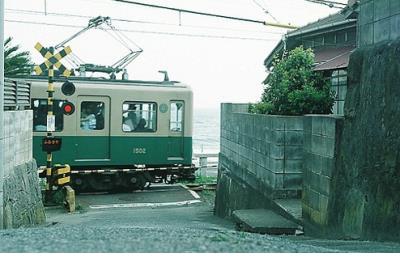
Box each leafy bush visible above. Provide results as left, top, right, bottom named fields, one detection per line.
left=251, top=46, right=334, bottom=115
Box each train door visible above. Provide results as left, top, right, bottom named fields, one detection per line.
left=168, top=101, right=185, bottom=159
left=75, top=96, right=111, bottom=161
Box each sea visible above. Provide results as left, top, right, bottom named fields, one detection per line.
left=192, top=107, right=220, bottom=155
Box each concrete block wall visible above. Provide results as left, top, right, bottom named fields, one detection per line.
left=358, top=0, right=400, bottom=46
left=216, top=103, right=303, bottom=217
left=3, top=111, right=33, bottom=176
left=302, top=115, right=344, bottom=233
left=2, top=110, right=45, bottom=229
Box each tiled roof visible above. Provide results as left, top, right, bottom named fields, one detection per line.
left=287, top=11, right=348, bottom=37
left=314, top=46, right=355, bottom=71
left=264, top=4, right=358, bottom=68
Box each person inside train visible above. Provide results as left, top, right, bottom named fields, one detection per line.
left=80, top=103, right=97, bottom=130
left=122, top=111, right=137, bottom=132
left=134, top=118, right=147, bottom=131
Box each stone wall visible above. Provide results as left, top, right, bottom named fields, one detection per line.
left=319, top=0, right=400, bottom=241
left=215, top=103, right=303, bottom=217
left=358, top=0, right=400, bottom=46
left=302, top=115, right=344, bottom=236
left=2, top=111, right=45, bottom=228
left=329, top=40, right=400, bottom=240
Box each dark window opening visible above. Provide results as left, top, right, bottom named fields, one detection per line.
left=80, top=101, right=105, bottom=130
left=170, top=101, right=184, bottom=132
left=32, top=99, right=65, bottom=132
left=331, top=69, right=347, bottom=115
left=122, top=102, right=157, bottom=132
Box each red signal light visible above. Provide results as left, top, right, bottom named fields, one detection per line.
left=62, top=101, right=75, bottom=115
left=64, top=104, right=72, bottom=113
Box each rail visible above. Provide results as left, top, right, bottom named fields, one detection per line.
left=193, top=153, right=219, bottom=177
left=4, top=78, right=31, bottom=110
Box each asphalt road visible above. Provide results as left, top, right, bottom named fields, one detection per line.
left=1, top=184, right=400, bottom=252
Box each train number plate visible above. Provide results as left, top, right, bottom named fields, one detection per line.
left=133, top=148, right=146, bottom=154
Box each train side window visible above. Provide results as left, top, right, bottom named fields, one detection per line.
left=170, top=101, right=184, bottom=132
left=80, top=101, right=105, bottom=130
left=122, top=102, right=157, bottom=132
left=32, top=99, right=64, bottom=132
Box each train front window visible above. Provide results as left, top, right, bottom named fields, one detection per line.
left=122, top=102, right=157, bottom=132
left=170, top=101, right=184, bottom=132
left=32, top=99, right=64, bottom=132
left=80, top=101, right=105, bottom=131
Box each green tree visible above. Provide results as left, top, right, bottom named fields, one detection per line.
left=4, top=37, right=32, bottom=77
left=251, top=46, right=334, bottom=115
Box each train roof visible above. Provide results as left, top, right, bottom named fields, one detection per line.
left=12, top=75, right=191, bottom=89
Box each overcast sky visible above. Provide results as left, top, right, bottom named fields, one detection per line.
left=5, top=0, right=348, bottom=108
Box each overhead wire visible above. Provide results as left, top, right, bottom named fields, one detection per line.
left=303, top=0, right=347, bottom=8
left=5, top=8, right=287, bottom=36
left=5, top=19, right=279, bottom=42
left=112, top=0, right=268, bottom=25
left=112, top=0, right=296, bottom=29
left=251, top=0, right=279, bottom=23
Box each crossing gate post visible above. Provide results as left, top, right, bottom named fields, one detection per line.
left=45, top=46, right=54, bottom=201
left=34, top=43, right=75, bottom=210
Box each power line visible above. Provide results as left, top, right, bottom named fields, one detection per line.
left=112, top=0, right=297, bottom=29
left=303, top=0, right=347, bottom=8
left=251, top=0, right=279, bottom=23
left=5, top=19, right=278, bottom=42
left=5, top=8, right=286, bottom=36
left=113, top=0, right=266, bottom=24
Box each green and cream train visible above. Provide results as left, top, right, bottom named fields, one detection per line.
left=26, top=76, right=195, bottom=191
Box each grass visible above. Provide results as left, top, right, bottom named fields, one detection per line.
left=195, top=176, right=217, bottom=184
left=180, top=176, right=217, bottom=185
left=200, top=189, right=216, bottom=207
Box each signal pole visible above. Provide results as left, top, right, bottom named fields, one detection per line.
left=34, top=43, right=74, bottom=208
left=45, top=47, right=55, bottom=200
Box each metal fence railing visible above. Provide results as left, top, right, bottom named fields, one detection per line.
left=4, top=78, right=31, bottom=110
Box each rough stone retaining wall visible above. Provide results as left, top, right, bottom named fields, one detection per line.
left=2, top=111, right=45, bottom=228
left=215, top=103, right=303, bottom=217
left=329, top=39, right=400, bottom=240
left=311, top=0, right=400, bottom=241
left=302, top=115, right=344, bottom=236
left=358, top=0, right=400, bottom=46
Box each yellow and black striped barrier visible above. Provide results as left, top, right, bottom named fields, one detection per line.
left=52, top=164, right=71, bottom=186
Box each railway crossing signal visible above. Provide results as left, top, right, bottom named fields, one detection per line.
left=34, top=43, right=73, bottom=77
left=42, top=137, right=62, bottom=152
left=61, top=80, right=76, bottom=96
left=34, top=42, right=75, bottom=205
left=62, top=101, right=75, bottom=115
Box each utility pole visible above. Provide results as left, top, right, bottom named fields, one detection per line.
left=0, top=0, right=5, bottom=229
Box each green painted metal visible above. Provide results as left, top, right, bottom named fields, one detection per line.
left=33, top=136, right=192, bottom=167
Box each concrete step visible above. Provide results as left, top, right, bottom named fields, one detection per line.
left=271, top=198, right=303, bottom=226
left=232, top=209, right=301, bottom=235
